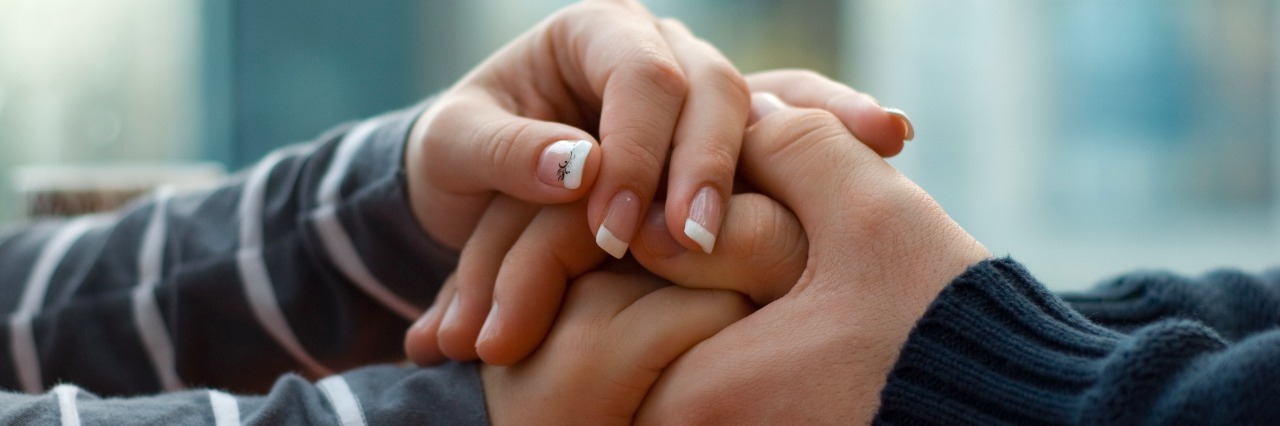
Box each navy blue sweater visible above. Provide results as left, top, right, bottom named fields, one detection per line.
left=877, top=258, right=1280, bottom=424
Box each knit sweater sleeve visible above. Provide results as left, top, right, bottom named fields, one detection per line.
left=1061, top=267, right=1280, bottom=341
left=874, top=258, right=1280, bottom=425
left=0, top=363, right=487, bottom=425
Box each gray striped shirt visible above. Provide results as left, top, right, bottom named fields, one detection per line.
left=0, top=103, right=488, bottom=424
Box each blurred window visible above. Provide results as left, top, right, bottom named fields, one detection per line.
left=1, top=0, right=1276, bottom=290
left=846, top=0, right=1280, bottom=289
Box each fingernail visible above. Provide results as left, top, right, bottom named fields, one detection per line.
left=440, top=292, right=462, bottom=327
left=410, top=306, right=437, bottom=331
left=639, top=203, right=685, bottom=259
left=748, top=92, right=788, bottom=125
left=883, top=108, right=915, bottom=141
left=596, top=190, right=640, bottom=259
left=538, top=139, right=593, bottom=189
left=476, top=300, right=499, bottom=346
left=684, top=186, right=721, bottom=254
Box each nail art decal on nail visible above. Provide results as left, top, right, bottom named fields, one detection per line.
left=557, top=157, right=571, bottom=181
left=561, top=140, right=592, bottom=189
left=539, top=139, right=593, bottom=190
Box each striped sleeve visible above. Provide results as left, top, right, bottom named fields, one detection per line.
left=0, top=100, right=460, bottom=397
left=0, top=362, right=488, bottom=425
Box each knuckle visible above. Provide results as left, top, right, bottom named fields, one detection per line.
left=734, top=195, right=796, bottom=262
left=766, top=215, right=808, bottom=285
left=606, top=136, right=666, bottom=172
left=695, top=58, right=750, bottom=102
left=626, top=49, right=689, bottom=100
left=762, top=109, right=848, bottom=159
left=689, top=135, right=738, bottom=176
left=474, top=119, right=535, bottom=180
left=786, top=109, right=846, bottom=137
left=722, top=194, right=806, bottom=295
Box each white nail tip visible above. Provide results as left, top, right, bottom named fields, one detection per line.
left=882, top=108, right=915, bottom=141
left=595, top=226, right=628, bottom=259
left=683, top=219, right=716, bottom=254
left=562, top=140, right=592, bottom=190
left=756, top=92, right=786, bottom=108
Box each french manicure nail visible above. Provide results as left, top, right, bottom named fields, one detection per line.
left=684, top=186, right=721, bottom=254
left=538, top=139, right=593, bottom=189
left=883, top=108, right=915, bottom=141
left=748, top=92, right=788, bottom=125
left=476, top=300, right=499, bottom=346
left=596, top=190, right=640, bottom=259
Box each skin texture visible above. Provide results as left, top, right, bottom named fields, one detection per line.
left=631, top=96, right=991, bottom=424
left=458, top=94, right=975, bottom=423
left=477, top=261, right=753, bottom=425
left=403, top=1, right=917, bottom=368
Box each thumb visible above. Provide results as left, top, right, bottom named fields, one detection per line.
left=416, top=97, right=603, bottom=203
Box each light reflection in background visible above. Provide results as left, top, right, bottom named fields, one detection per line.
left=0, top=0, right=202, bottom=219
left=849, top=0, right=1280, bottom=289
left=0, top=0, right=1276, bottom=290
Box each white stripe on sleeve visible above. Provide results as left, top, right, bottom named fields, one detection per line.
left=236, top=147, right=332, bottom=376
left=9, top=216, right=103, bottom=393
left=317, top=375, right=367, bottom=426
left=312, top=117, right=422, bottom=321
left=53, top=384, right=81, bottom=426
left=208, top=389, right=241, bottom=426
left=131, top=188, right=185, bottom=391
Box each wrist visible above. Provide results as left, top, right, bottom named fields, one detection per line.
left=844, top=172, right=990, bottom=307
left=816, top=172, right=990, bottom=374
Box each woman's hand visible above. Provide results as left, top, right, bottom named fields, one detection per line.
left=634, top=94, right=989, bottom=423
left=405, top=0, right=752, bottom=255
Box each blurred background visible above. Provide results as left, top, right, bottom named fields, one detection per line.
left=0, top=0, right=1277, bottom=290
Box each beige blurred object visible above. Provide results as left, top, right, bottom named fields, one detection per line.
left=12, top=163, right=224, bottom=219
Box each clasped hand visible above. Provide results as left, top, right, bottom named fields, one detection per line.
left=393, top=0, right=985, bottom=423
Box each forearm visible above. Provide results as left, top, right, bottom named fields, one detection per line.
left=0, top=100, right=458, bottom=395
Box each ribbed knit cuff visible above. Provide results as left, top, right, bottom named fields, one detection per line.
left=875, top=258, right=1125, bottom=424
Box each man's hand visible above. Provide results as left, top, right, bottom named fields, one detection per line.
left=635, top=94, right=989, bottom=423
